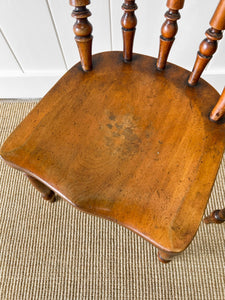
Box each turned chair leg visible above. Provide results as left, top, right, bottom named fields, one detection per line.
left=26, top=174, right=56, bottom=203
left=204, top=208, right=225, bottom=224
left=158, top=249, right=178, bottom=263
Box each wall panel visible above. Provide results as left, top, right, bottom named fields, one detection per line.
left=0, top=0, right=66, bottom=72
left=0, top=30, right=22, bottom=74
left=0, top=0, right=224, bottom=97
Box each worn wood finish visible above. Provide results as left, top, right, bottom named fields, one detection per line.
left=157, top=0, right=184, bottom=70
left=1, top=52, right=225, bottom=259
left=188, top=0, right=225, bottom=86
left=71, top=0, right=92, bottom=71
left=210, top=87, right=225, bottom=121
left=121, top=0, right=137, bottom=62
left=26, top=174, right=56, bottom=202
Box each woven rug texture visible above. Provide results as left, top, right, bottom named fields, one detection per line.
left=0, top=101, right=225, bottom=300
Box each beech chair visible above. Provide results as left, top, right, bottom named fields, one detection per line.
left=1, top=0, right=225, bottom=263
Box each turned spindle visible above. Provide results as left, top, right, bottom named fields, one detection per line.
left=121, top=0, right=138, bottom=62
left=210, top=87, right=225, bottom=121
left=157, top=0, right=185, bottom=70
left=70, top=0, right=93, bottom=71
left=188, top=0, right=225, bottom=86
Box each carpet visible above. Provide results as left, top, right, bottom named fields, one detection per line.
left=0, top=101, right=225, bottom=299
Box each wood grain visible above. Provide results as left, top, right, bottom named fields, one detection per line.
left=1, top=52, right=225, bottom=256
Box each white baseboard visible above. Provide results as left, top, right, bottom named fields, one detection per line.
left=0, top=72, right=224, bottom=99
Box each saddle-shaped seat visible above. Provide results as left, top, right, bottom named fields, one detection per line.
left=1, top=0, right=225, bottom=262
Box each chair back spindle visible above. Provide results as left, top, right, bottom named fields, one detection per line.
left=188, top=0, right=225, bottom=86
left=157, top=0, right=185, bottom=70
left=70, top=0, right=93, bottom=71
left=121, top=0, right=138, bottom=62
left=210, top=87, right=225, bottom=121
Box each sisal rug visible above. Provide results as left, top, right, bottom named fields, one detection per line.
left=0, top=101, right=225, bottom=300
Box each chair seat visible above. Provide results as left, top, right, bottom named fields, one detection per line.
left=1, top=51, right=225, bottom=253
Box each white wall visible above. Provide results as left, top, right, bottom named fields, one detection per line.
left=0, top=0, right=224, bottom=98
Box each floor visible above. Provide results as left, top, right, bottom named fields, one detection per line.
left=0, top=101, right=225, bottom=299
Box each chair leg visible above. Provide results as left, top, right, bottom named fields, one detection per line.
left=157, top=249, right=178, bottom=263
left=204, top=208, right=225, bottom=224
left=26, top=174, right=56, bottom=203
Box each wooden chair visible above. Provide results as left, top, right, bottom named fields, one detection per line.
left=1, top=0, right=225, bottom=263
